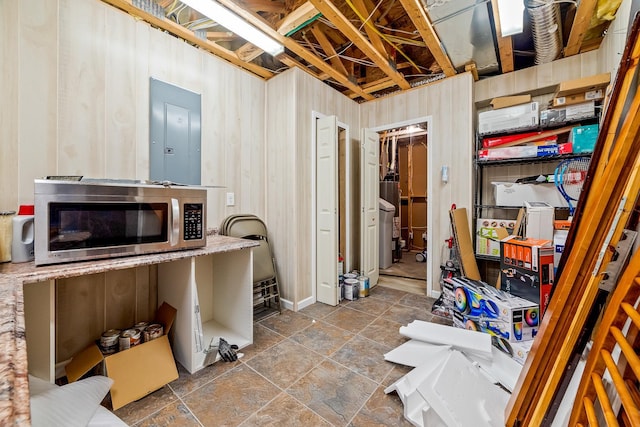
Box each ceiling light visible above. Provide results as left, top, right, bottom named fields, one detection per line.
left=181, top=0, right=284, bottom=56
left=496, top=0, right=525, bottom=37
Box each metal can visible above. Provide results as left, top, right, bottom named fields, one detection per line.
left=119, top=328, right=142, bottom=351
left=344, top=278, right=358, bottom=301
left=343, top=273, right=358, bottom=281
left=99, top=329, right=121, bottom=354
left=358, top=275, right=370, bottom=298
left=143, top=323, right=163, bottom=342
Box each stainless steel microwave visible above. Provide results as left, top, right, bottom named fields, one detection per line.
left=34, top=179, right=207, bottom=266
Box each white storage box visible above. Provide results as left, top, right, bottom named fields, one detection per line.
left=478, top=102, right=539, bottom=135
left=493, top=182, right=567, bottom=207
left=524, top=201, right=554, bottom=242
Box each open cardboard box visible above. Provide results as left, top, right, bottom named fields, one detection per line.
left=65, top=302, right=178, bottom=410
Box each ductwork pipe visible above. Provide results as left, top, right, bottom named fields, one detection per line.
left=525, top=0, right=563, bottom=64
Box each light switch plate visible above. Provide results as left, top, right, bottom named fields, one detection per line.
left=226, top=192, right=235, bottom=206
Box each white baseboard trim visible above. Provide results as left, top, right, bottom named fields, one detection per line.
left=279, top=298, right=294, bottom=311
left=296, top=296, right=315, bottom=311
left=429, top=290, right=441, bottom=299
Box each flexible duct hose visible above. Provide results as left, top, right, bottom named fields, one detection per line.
left=526, top=0, right=563, bottom=64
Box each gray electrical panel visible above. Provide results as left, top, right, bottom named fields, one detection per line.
left=149, top=78, right=202, bottom=185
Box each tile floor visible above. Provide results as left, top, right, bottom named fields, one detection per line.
left=112, top=283, right=450, bottom=426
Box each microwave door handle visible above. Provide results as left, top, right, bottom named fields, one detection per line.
left=170, top=198, right=180, bottom=246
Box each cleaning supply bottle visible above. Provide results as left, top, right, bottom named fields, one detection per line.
left=12, top=205, right=35, bottom=263
left=0, top=211, right=16, bottom=262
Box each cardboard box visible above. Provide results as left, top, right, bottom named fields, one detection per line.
left=540, top=101, right=596, bottom=127
left=490, top=94, right=532, bottom=109
left=569, top=124, right=599, bottom=153
left=500, top=236, right=555, bottom=315
left=448, top=277, right=540, bottom=343
left=493, top=337, right=533, bottom=365
left=476, top=218, right=513, bottom=257
left=478, top=141, right=558, bottom=161
left=558, top=141, right=573, bottom=155
left=65, top=302, right=178, bottom=410
left=478, top=102, right=539, bottom=135
left=493, top=182, right=567, bottom=207
left=482, top=131, right=544, bottom=148
left=553, top=229, right=569, bottom=271
left=524, top=201, right=554, bottom=242
left=555, top=72, right=610, bottom=97
left=552, top=89, right=604, bottom=107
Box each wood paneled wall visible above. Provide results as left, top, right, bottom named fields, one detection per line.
left=0, top=0, right=267, bottom=227
left=1, top=0, right=631, bottom=312
left=265, top=68, right=360, bottom=308
left=360, top=74, right=475, bottom=294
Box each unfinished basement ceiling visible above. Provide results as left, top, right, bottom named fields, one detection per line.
left=107, top=0, right=623, bottom=102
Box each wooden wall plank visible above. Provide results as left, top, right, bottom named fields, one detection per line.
left=18, top=0, right=58, bottom=206
left=56, top=274, right=106, bottom=363
left=58, top=0, right=106, bottom=176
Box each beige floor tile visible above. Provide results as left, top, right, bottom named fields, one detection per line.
left=358, top=317, right=408, bottom=349
left=286, top=360, right=376, bottom=426
left=182, top=364, right=280, bottom=427
left=367, top=285, right=408, bottom=303
left=299, top=302, right=342, bottom=319
left=345, top=296, right=393, bottom=315
left=113, top=386, right=177, bottom=425
left=239, top=392, right=332, bottom=426
left=322, top=307, right=378, bottom=334
left=290, top=319, right=355, bottom=356
left=397, top=293, right=437, bottom=311
left=245, top=339, right=325, bottom=389
left=134, top=401, right=201, bottom=427
left=241, top=323, right=286, bottom=362
left=258, top=310, right=314, bottom=337
left=330, top=335, right=395, bottom=383
left=382, top=304, right=432, bottom=325
left=170, top=360, right=240, bottom=397
left=348, top=386, right=413, bottom=427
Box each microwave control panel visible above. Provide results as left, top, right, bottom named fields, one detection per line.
left=183, top=203, right=204, bottom=240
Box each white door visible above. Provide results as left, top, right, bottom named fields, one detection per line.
left=361, top=128, right=379, bottom=285
left=316, top=116, right=339, bottom=305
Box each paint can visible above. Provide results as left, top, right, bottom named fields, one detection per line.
left=119, top=328, right=142, bottom=351
left=99, top=329, right=121, bottom=355
left=338, top=276, right=344, bottom=302
left=343, top=273, right=358, bottom=281
left=134, top=322, right=149, bottom=337
left=344, top=278, right=358, bottom=301
left=143, top=324, right=164, bottom=342
left=357, top=275, right=370, bottom=298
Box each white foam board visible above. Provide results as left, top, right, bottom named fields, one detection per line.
left=416, top=350, right=510, bottom=427
left=384, top=340, right=451, bottom=367
left=399, top=320, right=492, bottom=355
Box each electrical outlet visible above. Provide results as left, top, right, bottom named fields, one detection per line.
left=226, top=192, right=235, bottom=206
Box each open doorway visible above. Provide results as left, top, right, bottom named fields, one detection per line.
left=376, top=120, right=429, bottom=287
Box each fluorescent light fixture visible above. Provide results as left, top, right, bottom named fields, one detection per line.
left=496, top=0, right=525, bottom=37
left=181, top=0, right=284, bottom=56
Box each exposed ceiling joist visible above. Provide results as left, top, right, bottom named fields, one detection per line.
left=277, top=1, right=320, bottom=36
left=99, top=0, right=622, bottom=102
left=310, top=23, right=349, bottom=77
left=206, top=31, right=236, bottom=42
left=238, top=0, right=283, bottom=13
left=397, top=0, right=456, bottom=77
left=308, top=0, right=412, bottom=90
left=100, top=0, right=274, bottom=79
left=351, top=0, right=389, bottom=59
left=490, top=0, right=514, bottom=73
left=216, top=0, right=376, bottom=100
left=565, top=0, right=598, bottom=56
